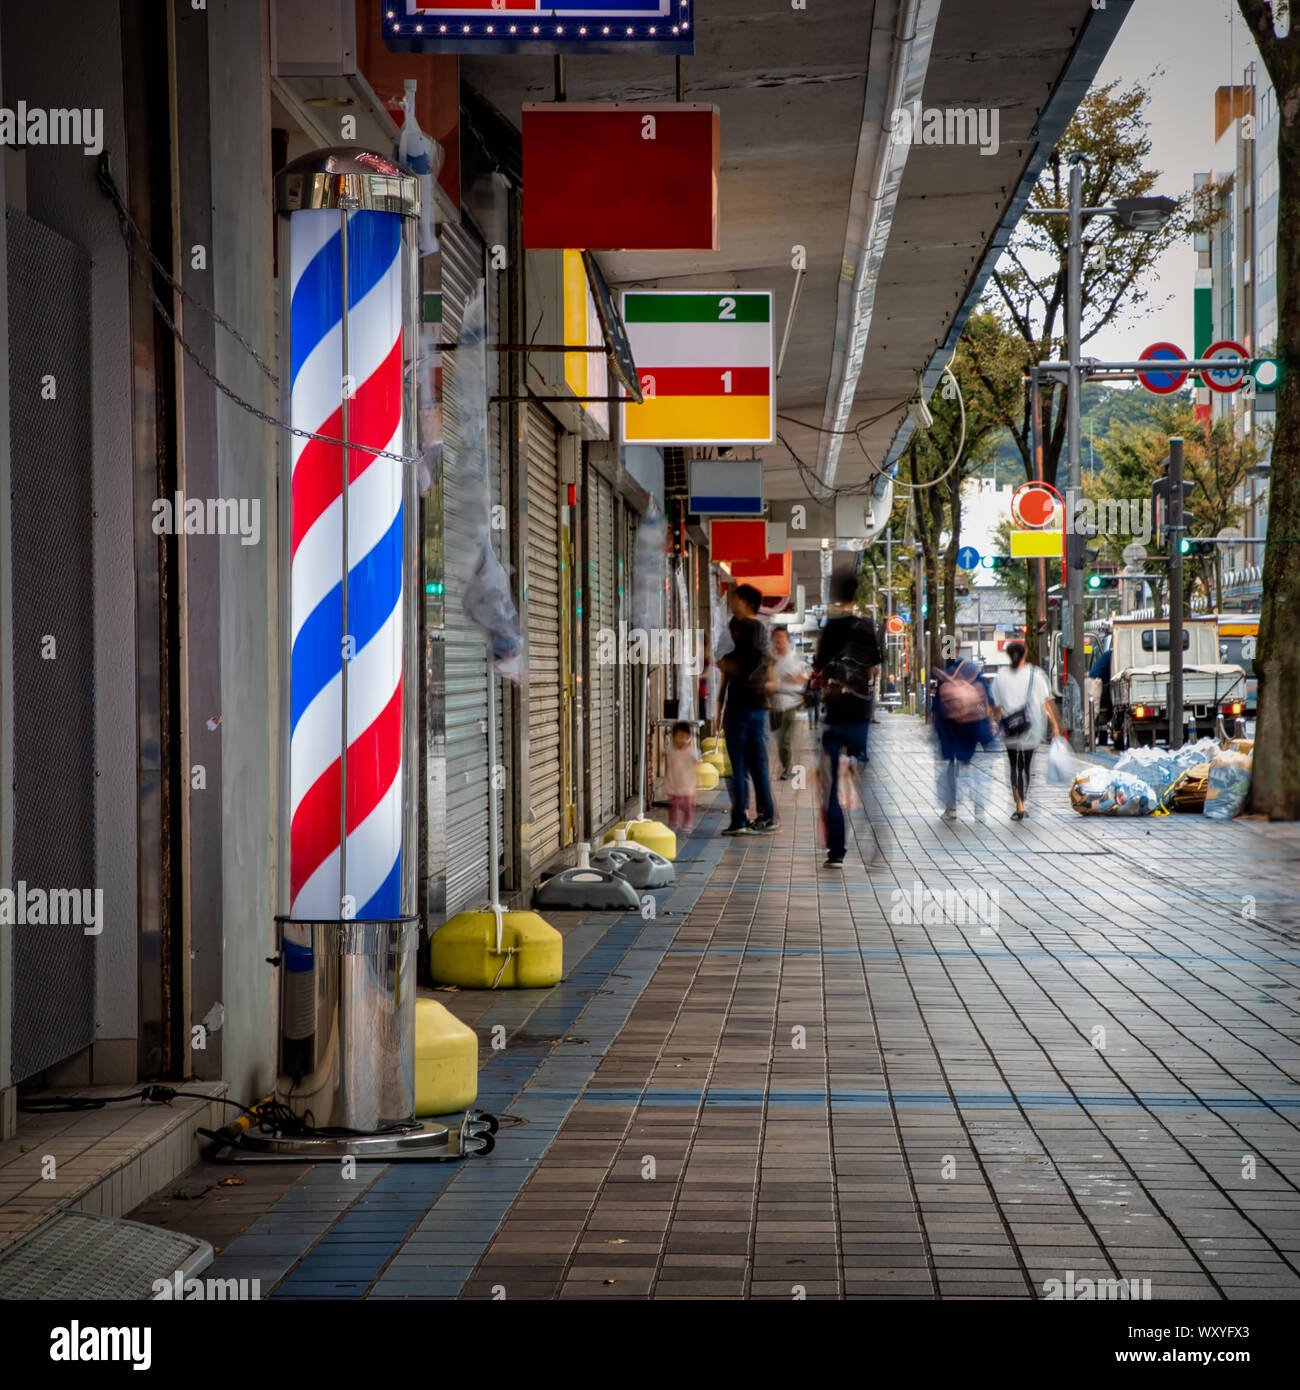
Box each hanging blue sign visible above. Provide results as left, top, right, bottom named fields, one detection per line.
left=383, top=1, right=695, bottom=56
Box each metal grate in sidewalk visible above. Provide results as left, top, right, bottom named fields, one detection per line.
left=0, top=1210, right=212, bottom=1300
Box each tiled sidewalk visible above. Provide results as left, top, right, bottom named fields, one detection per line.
left=133, top=715, right=1300, bottom=1300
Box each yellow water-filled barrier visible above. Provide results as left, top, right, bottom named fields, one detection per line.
left=430, top=910, right=563, bottom=989
left=695, top=760, right=719, bottom=790
left=414, top=995, right=479, bottom=1116
left=603, top=819, right=677, bottom=862
left=703, top=749, right=732, bottom=778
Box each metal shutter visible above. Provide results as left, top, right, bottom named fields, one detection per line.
left=621, top=505, right=641, bottom=804
left=440, top=220, right=503, bottom=915
left=524, top=402, right=563, bottom=865
left=587, top=472, right=617, bottom=829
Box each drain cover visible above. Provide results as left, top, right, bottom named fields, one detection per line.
left=0, top=1210, right=212, bottom=1300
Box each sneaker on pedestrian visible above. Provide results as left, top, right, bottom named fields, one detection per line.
left=751, top=816, right=779, bottom=833
left=722, top=822, right=754, bottom=836
left=941, top=807, right=957, bottom=822
left=778, top=771, right=790, bottom=781
left=822, top=856, right=844, bottom=868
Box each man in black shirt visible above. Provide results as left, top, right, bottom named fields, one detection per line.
left=718, top=583, right=777, bottom=834
left=813, top=571, right=880, bottom=866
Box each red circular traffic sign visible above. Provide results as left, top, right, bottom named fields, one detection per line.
left=1202, top=339, right=1249, bottom=393
left=885, top=615, right=906, bottom=635
left=1010, top=481, right=1059, bottom=529
left=1138, top=341, right=1188, bottom=395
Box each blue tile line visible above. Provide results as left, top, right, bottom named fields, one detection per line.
left=229, top=811, right=727, bottom=1300
left=544, top=1084, right=1300, bottom=1113
left=665, top=945, right=1300, bottom=967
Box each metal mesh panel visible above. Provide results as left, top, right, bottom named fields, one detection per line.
left=0, top=1211, right=212, bottom=1300
left=7, top=210, right=96, bottom=1082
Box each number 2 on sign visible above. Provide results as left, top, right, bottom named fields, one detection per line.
left=718, top=296, right=736, bottom=320
left=721, top=371, right=732, bottom=393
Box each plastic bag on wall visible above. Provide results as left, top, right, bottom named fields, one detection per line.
left=416, top=320, right=442, bottom=496
left=454, top=280, right=522, bottom=680
left=632, top=505, right=667, bottom=633
left=398, top=80, right=443, bottom=257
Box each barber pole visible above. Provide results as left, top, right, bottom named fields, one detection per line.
left=287, top=204, right=406, bottom=919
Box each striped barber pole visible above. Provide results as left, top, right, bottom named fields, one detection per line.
left=288, top=209, right=405, bottom=920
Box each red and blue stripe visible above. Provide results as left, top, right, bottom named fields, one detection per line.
left=288, top=209, right=405, bottom=920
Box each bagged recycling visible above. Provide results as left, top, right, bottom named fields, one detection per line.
left=1047, top=736, right=1076, bottom=785
left=1112, top=737, right=1220, bottom=801
left=1069, top=767, right=1157, bottom=817
left=1203, top=748, right=1252, bottom=821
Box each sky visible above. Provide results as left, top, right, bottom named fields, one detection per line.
left=1085, top=0, right=1266, bottom=362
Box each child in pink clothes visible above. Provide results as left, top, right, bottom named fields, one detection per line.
left=665, top=722, right=699, bottom=834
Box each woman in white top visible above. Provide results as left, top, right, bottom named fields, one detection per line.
left=990, top=638, right=1062, bottom=820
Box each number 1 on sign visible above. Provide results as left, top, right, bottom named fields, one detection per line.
left=721, top=370, right=732, bottom=393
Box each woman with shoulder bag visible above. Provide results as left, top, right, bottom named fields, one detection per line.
left=990, top=639, right=1061, bottom=821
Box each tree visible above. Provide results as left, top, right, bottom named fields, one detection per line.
left=901, top=316, right=1005, bottom=678
left=968, top=80, right=1214, bottom=491
left=965, top=82, right=1220, bottom=661
left=1232, top=2, right=1300, bottom=817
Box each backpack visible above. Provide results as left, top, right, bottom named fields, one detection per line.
left=939, top=671, right=986, bottom=723
left=821, top=618, right=877, bottom=698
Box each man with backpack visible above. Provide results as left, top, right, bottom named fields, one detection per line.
left=812, top=571, right=881, bottom=867
left=933, top=656, right=993, bottom=823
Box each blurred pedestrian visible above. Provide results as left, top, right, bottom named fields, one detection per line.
left=813, top=572, right=880, bottom=867
left=719, top=584, right=777, bottom=835
left=768, top=625, right=807, bottom=780
left=665, top=721, right=699, bottom=835
left=933, top=657, right=992, bottom=822
left=990, top=638, right=1061, bottom=820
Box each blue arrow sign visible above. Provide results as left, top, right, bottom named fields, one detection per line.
left=956, top=545, right=981, bottom=570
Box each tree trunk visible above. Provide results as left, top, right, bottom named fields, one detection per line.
left=1237, top=2, right=1300, bottom=818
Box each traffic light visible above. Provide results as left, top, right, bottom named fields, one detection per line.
left=1066, top=528, right=1099, bottom=571
left=1086, top=573, right=1119, bottom=592
left=1179, top=537, right=1215, bottom=557
left=1251, top=358, right=1282, bottom=391
left=980, top=555, right=1013, bottom=570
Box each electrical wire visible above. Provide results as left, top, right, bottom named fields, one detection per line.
left=888, top=362, right=967, bottom=492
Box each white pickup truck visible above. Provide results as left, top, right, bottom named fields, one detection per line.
left=1108, top=615, right=1246, bottom=750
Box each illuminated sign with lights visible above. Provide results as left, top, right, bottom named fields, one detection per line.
left=382, top=2, right=694, bottom=56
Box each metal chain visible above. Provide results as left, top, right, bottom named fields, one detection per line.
left=103, top=160, right=422, bottom=469
left=99, top=155, right=280, bottom=385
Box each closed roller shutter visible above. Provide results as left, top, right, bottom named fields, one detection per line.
left=524, top=402, right=563, bottom=866
left=587, top=472, right=617, bottom=829
left=441, top=220, right=504, bottom=915
left=621, top=504, right=640, bottom=805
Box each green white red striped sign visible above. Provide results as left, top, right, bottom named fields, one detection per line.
left=620, top=291, right=774, bottom=445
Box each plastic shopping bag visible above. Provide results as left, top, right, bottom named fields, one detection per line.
left=1047, top=736, right=1075, bottom=785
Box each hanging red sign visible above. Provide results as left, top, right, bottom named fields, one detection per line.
left=522, top=103, right=720, bottom=251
